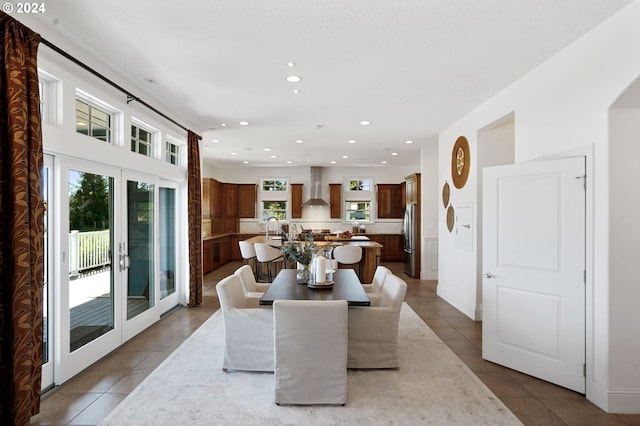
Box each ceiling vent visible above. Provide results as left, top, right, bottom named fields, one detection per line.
left=301, top=166, right=329, bottom=207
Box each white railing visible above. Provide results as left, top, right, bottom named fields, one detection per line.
left=69, top=230, right=111, bottom=278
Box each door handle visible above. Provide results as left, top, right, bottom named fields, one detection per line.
left=484, top=272, right=496, bottom=279
left=119, top=254, right=131, bottom=271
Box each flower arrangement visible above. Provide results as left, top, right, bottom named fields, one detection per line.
left=280, top=235, right=318, bottom=265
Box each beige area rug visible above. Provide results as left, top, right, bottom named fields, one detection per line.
left=100, top=303, right=522, bottom=425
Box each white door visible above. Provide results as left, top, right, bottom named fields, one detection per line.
left=482, top=156, right=585, bottom=393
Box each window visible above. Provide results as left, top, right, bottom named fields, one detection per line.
left=165, top=140, right=180, bottom=165
left=262, top=201, right=287, bottom=221
left=347, top=179, right=372, bottom=191
left=38, top=71, right=59, bottom=126
left=262, top=179, right=288, bottom=191
left=76, top=99, right=112, bottom=142
left=131, top=124, right=153, bottom=157
left=345, top=201, right=372, bottom=222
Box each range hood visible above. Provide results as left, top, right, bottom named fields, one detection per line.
left=301, top=166, right=329, bottom=207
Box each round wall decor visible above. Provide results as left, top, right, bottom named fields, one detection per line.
left=451, top=136, right=470, bottom=189
left=442, top=181, right=450, bottom=208
left=446, top=205, right=455, bottom=233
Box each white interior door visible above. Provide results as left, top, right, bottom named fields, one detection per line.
left=482, top=156, right=585, bottom=393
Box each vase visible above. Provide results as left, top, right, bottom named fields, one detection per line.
left=296, top=263, right=310, bottom=284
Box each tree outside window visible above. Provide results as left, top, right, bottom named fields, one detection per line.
left=262, top=201, right=287, bottom=221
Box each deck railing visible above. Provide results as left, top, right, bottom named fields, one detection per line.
left=69, top=230, right=111, bottom=277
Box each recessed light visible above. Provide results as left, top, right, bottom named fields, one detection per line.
left=330, top=161, right=337, bottom=164
left=381, top=160, right=388, bottom=164
left=391, top=152, right=398, bottom=156
left=287, top=62, right=296, bottom=67
left=348, top=140, right=356, bottom=144
left=342, top=155, right=349, bottom=159
left=286, top=75, right=302, bottom=83
left=144, top=78, right=156, bottom=84
left=230, top=152, right=237, bottom=156
left=293, top=89, right=300, bottom=94
left=264, top=148, right=272, bottom=152
left=271, top=155, right=277, bottom=159
left=221, top=123, right=227, bottom=127
left=295, top=139, right=304, bottom=144
left=239, top=121, right=249, bottom=126
left=360, top=120, right=371, bottom=126
left=286, top=161, right=293, bottom=164
left=212, top=139, right=219, bottom=143
left=243, top=161, right=249, bottom=164
left=405, top=140, right=414, bottom=144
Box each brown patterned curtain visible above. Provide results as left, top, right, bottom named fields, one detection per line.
left=187, top=130, right=203, bottom=306
left=0, top=12, right=45, bottom=426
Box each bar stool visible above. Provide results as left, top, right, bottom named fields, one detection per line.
left=332, top=245, right=363, bottom=281
left=238, top=241, right=258, bottom=279
left=254, top=243, right=285, bottom=283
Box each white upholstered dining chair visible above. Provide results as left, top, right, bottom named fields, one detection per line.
left=347, top=273, right=407, bottom=369
left=361, top=265, right=392, bottom=304
left=215, top=274, right=274, bottom=372
left=234, top=264, right=270, bottom=298
left=274, top=299, right=348, bottom=405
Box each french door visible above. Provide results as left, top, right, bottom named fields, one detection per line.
left=51, top=157, right=181, bottom=384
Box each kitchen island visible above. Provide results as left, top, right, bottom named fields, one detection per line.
left=243, top=235, right=382, bottom=283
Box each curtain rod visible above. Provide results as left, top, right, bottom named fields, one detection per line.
left=40, top=37, right=202, bottom=139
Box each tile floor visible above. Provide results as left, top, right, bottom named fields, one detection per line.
left=31, top=261, right=640, bottom=425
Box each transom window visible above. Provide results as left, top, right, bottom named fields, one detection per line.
left=76, top=99, right=111, bottom=142
left=165, top=140, right=180, bottom=165
left=347, top=179, right=372, bottom=191
left=345, top=201, right=372, bottom=222
left=262, top=179, right=288, bottom=191
left=131, top=124, right=153, bottom=157
left=262, top=201, right=287, bottom=221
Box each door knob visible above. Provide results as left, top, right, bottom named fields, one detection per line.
left=484, top=272, right=496, bottom=278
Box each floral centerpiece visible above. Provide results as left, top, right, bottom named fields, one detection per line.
left=280, top=235, right=318, bottom=283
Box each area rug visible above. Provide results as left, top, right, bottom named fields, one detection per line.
left=100, top=303, right=522, bottom=425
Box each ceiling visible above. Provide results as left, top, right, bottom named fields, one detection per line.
left=17, top=0, right=632, bottom=168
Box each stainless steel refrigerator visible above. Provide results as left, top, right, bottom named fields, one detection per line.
left=403, top=203, right=417, bottom=277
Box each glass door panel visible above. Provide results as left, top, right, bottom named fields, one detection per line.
left=126, top=180, right=155, bottom=319
left=159, top=187, right=176, bottom=299
left=68, top=170, right=114, bottom=352
left=41, top=155, right=53, bottom=390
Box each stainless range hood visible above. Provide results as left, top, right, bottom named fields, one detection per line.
left=301, top=166, right=329, bottom=207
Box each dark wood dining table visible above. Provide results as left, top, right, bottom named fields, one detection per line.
left=259, top=269, right=371, bottom=306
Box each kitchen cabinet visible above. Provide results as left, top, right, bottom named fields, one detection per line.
left=405, top=173, right=420, bottom=205
left=377, top=183, right=403, bottom=219
left=237, top=184, right=257, bottom=218
left=202, top=178, right=211, bottom=219
left=367, top=234, right=404, bottom=262
left=329, top=184, right=342, bottom=219
left=203, top=239, right=213, bottom=274
left=223, top=183, right=239, bottom=233
left=291, top=183, right=303, bottom=219
left=220, top=235, right=231, bottom=266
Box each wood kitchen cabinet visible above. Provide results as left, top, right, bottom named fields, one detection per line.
left=329, top=184, right=342, bottom=219
left=377, top=183, right=403, bottom=219
left=202, top=239, right=213, bottom=274
left=223, top=183, right=239, bottom=232
left=237, top=184, right=257, bottom=218
left=367, top=234, right=404, bottom=262
left=405, top=173, right=420, bottom=205
left=291, top=183, right=303, bottom=218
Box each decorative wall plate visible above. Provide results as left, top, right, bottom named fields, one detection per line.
left=442, top=181, right=450, bottom=208
left=451, top=136, right=470, bottom=189
left=446, top=205, right=455, bottom=233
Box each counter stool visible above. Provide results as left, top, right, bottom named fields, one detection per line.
left=238, top=241, right=258, bottom=280
left=254, top=243, right=285, bottom=282
left=332, top=245, right=363, bottom=281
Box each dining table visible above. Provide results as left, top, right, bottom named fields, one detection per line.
left=259, top=269, right=371, bottom=306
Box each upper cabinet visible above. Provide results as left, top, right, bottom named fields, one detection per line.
left=291, top=183, right=303, bottom=219
left=237, top=184, right=257, bottom=218
left=329, top=184, right=342, bottom=219
left=223, top=183, right=237, bottom=218
left=377, top=183, right=404, bottom=219
left=405, top=173, right=421, bottom=205
left=202, top=178, right=211, bottom=219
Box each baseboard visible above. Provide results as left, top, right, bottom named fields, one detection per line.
left=587, top=381, right=640, bottom=414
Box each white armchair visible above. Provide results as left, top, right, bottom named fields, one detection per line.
left=361, top=265, right=392, bottom=305
left=234, top=264, right=270, bottom=298
left=215, top=274, right=274, bottom=372
left=347, top=273, right=407, bottom=369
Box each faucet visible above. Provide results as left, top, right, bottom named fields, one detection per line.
left=265, top=216, right=279, bottom=240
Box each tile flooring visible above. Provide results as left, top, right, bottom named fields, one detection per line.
left=31, top=262, right=640, bottom=425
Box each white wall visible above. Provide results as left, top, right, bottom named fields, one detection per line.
left=436, top=1, right=640, bottom=413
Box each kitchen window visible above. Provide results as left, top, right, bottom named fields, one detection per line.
left=262, top=179, right=288, bottom=191
left=345, top=201, right=372, bottom=222
left=262, top=200, right=287, bottom=221
left=260, top=178, right=289, bottom=221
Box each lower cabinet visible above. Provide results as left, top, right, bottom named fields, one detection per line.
left=203, top=239, right=214, bottom=274
left=368, top=234, right=404, bottom=262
